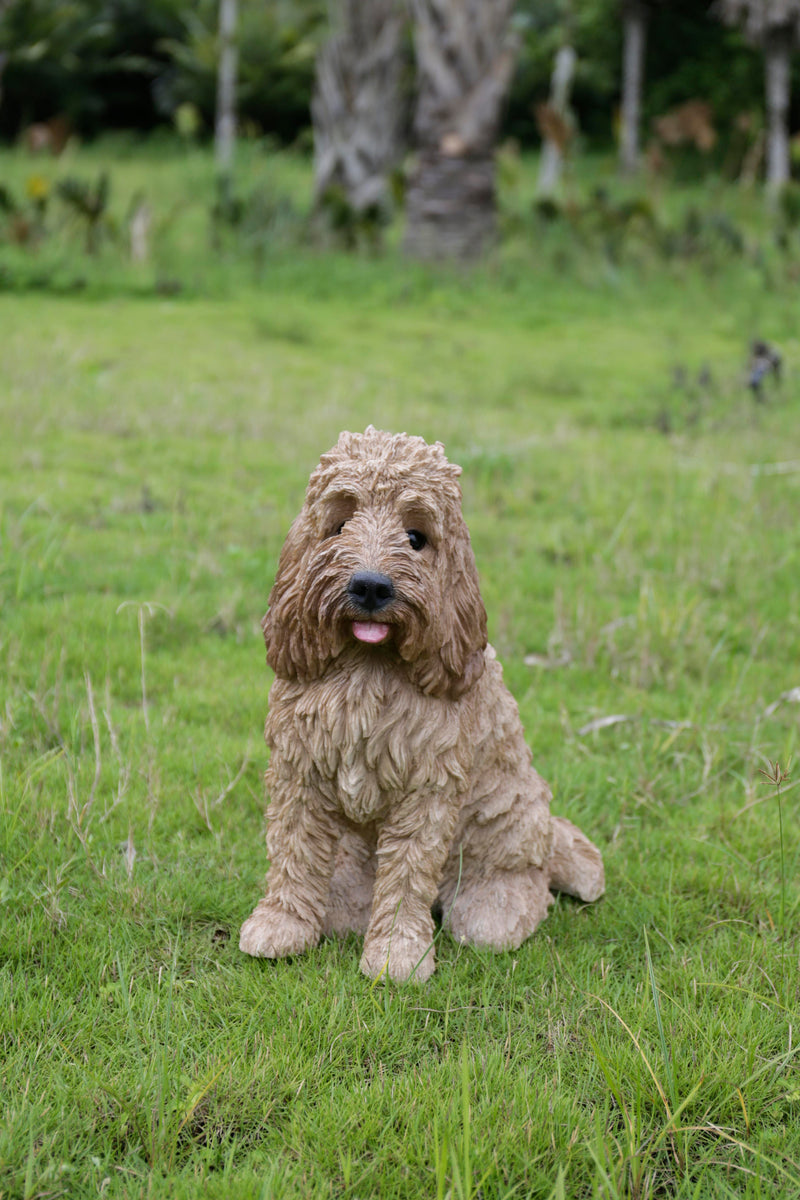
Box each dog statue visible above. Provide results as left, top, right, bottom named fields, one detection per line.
left=240, top=428, right=604, bottom=981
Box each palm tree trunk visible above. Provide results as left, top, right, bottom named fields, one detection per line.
left=215, top=0, right=238, bottom=220
left=619, top=0, right=647, bottom=175
left=764, top=23, right=792, bottom=193
left=537, top=44, right=577, bottom=198
left=312, top=0, right=402, bottom=216
left=405, top=154, right=499, bottom=259
left=404, top=0, right=517, bottom=260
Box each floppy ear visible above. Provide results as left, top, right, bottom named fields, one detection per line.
left=436, top=523, right=487, bottom=698
left=409, top=517, right=487, bottom=700
left=262, top=511, right=332, bottom=680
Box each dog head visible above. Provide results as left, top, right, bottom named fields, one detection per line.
left=263, top=427, right=488, bottom=699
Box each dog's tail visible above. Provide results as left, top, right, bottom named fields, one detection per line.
left=546, top=817, right=605, bottom=903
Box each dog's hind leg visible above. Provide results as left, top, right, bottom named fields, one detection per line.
left=439, top=815, right=604, bottom=950
left=323, top=827, right=376, bottom=938
left=440, top=865, right=554, bottom=951
left=437, top=763, right=557, bottom=951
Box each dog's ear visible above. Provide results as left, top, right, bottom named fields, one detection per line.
left=410, top=519, right=487, bottom=700
left=262, top=512, right=331, bottom=680
left=437, top=525, right=488, bottom=698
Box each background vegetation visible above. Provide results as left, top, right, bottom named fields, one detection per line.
left=1, top=139, right=799, bottom=1197
left=0, top=0, right=797, bottom=157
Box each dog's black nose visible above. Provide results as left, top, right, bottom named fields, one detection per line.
left=348, top=571, right=394, bottom=612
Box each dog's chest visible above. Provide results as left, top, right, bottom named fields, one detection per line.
left=271, top=665, right=464, bottom=824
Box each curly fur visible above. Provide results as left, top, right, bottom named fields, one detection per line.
left=240, top=428, right=604, bottom=982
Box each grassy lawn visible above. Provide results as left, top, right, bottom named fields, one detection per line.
left=1, top=141, right=799, bottom=1198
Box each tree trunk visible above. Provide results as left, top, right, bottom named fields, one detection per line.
left=312, top=0, right=403, bottom=217
left=405, top=154, right=498, bottom=259
left=537, top=44, right=577, bottom=198
left=215, top=0, right=238, bottom=219
left=764, top=23, right=792, bottom=193
left=619, top=0, right=647, bottom=175
left=405, top=0, right=517, bottom=260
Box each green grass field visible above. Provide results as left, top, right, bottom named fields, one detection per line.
left=1, top=141, right=799, bottom=1199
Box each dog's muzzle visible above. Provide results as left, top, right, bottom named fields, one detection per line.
left=347, top=571, right=394, bottom=645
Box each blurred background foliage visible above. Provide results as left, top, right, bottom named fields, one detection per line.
left=0, top=0, right=325, bottom=144
left=0, top=0, right=795, bottom=158
left=509, top=0, right=771, bottom=153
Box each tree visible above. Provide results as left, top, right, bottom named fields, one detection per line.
left=404, top=0, right=517, bottom=260
left=215, top=0, right=238, bottom=220
left=311, top=0, right=403, bottom=223
left=619, top=0, right=648, bottom=172
left=157, top=1, right=327, bottom=148
left=536, top=42, right=577, bottom=197
left=718, top=0, right=800, bottom=191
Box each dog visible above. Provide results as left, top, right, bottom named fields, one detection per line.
left=240, top=428, right=604, bottom=981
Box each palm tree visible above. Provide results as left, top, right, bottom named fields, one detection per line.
left=404, top=0, right=517, bottom=260
left=537, top=42, right=577, bottom=198
left=312, top=0, right=403, bottom=222
left=718, top=0, right=800, bottom=191
left=619, top=0, right=649, bottom=173
left=215, top=0, right=238, bottom=220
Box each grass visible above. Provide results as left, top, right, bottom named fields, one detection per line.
left=1, top=138, right=799, bottom=1198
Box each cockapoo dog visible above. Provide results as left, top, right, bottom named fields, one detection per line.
left=240, top=428, right=604, bottom=981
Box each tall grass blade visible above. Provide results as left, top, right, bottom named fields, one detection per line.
left=643, top=925, right=676, bottom=1113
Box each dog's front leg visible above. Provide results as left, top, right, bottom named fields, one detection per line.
left=360, top=790, right=460, bottom=983
left=240, top=761, right=341, bottom=960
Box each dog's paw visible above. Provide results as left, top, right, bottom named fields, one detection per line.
left=360, top=930, right=436, bottom=984
left=239, top=901, right=320, bottom=959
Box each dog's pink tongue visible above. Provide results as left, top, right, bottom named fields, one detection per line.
left=353, top=621, right=390, bottom=644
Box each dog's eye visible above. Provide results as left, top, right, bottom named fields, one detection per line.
left=407, top=529, right=427, bottom=551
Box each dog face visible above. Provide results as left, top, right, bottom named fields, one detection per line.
left=263, top=428, right=488, bottom=699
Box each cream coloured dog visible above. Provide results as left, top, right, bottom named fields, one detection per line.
left=240, top=428, right=604, bottom=981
